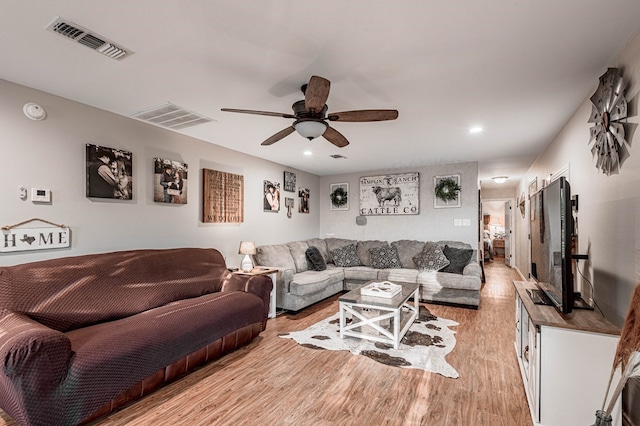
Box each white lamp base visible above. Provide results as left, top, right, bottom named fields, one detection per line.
left=241, top=255, right=253, bottom=272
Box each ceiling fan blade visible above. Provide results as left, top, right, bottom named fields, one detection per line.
left=221, top=108, right=295, bottom=119
left=261, top=126, right=295, bottom=146
left=305, top=76, right=331, bottom=113
left=327, top=109, right=399, bottom=122
left=322, top=126, right=349, bottom=148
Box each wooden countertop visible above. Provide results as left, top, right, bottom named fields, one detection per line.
left=513, top=281, right=620, bottom=336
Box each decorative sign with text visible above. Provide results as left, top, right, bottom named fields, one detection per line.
left=359, top=173, right=420, bottom=216
left=2, top=219, right=70, bottom=253
left=203, top=169, right=244, bottom=223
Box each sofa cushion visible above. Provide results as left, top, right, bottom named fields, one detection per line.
left=417, top=270, right=481, bottom=291
left=0, top=248, right=229, bottom=332
left=369, top=245, right=402, bottom=269
left=440, top=245, right=474, bottom=274
left=343, top=266, right=379, bottom=281
left=305, top=246, right=327, bottom=271
left=356, top=240, right=388, bottom=266
left=65, top=290, right=264, bottom=414
left=413, top=242, right=450, bottom=272
left=325, top=238, right=357, bottom=263
left=377, top=268, right=419, bottom=282
left=289, top=270, right=344, bottom=296
left=254, top=244, right=296, bottom=270
left=287, top=241, right=310, bottom=272
left=305, top=238, right=329, bottom=262
left=330, top=243, right=363, bottom=267
left=391, top=240, right=426, bottom=268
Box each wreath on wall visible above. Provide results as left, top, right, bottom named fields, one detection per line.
left=435, top=178, right=461, bottom=202
left=330, top=186, right=348, bottom=207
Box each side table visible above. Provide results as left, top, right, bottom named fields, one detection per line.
left=493, top=238, right=505, bottom=258
left=233, top=268, right=278, bottom=318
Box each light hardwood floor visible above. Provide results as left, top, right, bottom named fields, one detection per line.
left=0, top=260, right=533, bottom=426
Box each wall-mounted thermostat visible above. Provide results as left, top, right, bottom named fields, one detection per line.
left=31, top=188, right=51, bottom=203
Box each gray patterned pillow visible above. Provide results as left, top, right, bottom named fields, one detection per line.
left=330, top=243, right=363, bottom=267
left=413, top=242, right=450, bottom=272
left=369, top=245, right=402, bottom=269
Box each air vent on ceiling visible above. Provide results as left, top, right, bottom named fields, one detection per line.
left=131, top=102, right=213, bottom=130
left=330, top=154, right=348, bottom=159
left=46, top=17, right=132, bottom=60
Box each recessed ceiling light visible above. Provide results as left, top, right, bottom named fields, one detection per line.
left=469, top=126, right=483, bottom=134
left=303, top=150, right=312, bottom=156
left=492, top=176, right=508, bottom=184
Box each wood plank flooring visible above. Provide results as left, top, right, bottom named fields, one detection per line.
left=0, top=260, right=532, bottom=425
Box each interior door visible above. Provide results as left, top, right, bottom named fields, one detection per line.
left=504, top=201, right=512, bottom=266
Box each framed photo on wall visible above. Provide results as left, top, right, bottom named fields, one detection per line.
left=264, top=180, right=281, bottom=212
left=86, top=144, right=132, bottom=200
left=284, top=171, right=296, bottom=192
left=298, top=188, right=310, bottom=213
left=330, top=183, right=349, bottom=211
left=154, top=158, right=188, bottom=204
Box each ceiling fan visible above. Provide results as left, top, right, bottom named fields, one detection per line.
left=221, top=75, right=398, bottom=148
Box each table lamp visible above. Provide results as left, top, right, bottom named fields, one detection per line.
left=238, top=241, right=256, bottom=272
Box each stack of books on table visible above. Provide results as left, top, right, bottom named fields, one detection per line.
left=360, top=281, right=402, bottom=298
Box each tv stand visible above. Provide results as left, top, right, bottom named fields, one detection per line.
left=513, top=281, right=621, bottom=425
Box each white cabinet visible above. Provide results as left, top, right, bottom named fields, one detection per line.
left=513, top=281, right=621, bottom=426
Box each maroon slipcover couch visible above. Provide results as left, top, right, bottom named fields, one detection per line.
left=0, top=248, right=272, bottom=426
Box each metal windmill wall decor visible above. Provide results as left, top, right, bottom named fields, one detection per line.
left=588, top=68, right=629, bottom=176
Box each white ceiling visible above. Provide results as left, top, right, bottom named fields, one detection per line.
left=2, top=1, right=640, bottom=190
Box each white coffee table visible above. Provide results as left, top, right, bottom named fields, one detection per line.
left=338, top=281, right=419, bottom=349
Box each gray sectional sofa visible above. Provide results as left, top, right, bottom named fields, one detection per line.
left=253, top=237, right=482, bottom=312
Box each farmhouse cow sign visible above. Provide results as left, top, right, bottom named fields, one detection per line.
left=359, top=173, right=420, bottom=216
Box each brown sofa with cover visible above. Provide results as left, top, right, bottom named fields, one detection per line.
left=0, top=248, right=272, bottom=426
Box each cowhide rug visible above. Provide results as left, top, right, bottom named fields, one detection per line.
left=280, top=306, right=459, bottom=378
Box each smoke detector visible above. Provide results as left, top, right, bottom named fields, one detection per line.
left=46, top=17, right=132, bottom=60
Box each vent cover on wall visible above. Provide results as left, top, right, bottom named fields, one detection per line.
left=46, top=17, right=132, bottom=60
left=131, top=102, right=213, bottom=130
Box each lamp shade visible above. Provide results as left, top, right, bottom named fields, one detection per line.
left=294, top=119, right=327, bottom=140
left=239, top=241, right=256, bottom=272
left=492, top=176, right=508, bottom=184
left=238, top=241, right=256, bottom=255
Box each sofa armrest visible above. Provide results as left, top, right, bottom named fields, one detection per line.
left=463, top=261, right=482, bottom=279
left=0, top=311, right=72, bottom=379
left=221, top=274, right=273, bottom=330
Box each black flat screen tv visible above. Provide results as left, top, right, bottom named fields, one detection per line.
left=530, top=177, right=573, bottom=314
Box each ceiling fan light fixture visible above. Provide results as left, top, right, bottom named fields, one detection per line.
left=294, top=119, right=328, bottom=140
left=492, top=176, right=508, bottom=184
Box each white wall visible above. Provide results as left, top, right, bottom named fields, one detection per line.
left=0, top=79, right=320, bottom=267
left=319, top=162, right=479, bottom=245
left=513, top=32, right=640, bottom=326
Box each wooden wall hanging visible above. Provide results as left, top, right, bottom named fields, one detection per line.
left=203, top=169, right=244, bottom=223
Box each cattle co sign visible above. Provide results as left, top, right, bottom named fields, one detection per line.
left=359, top=173, right=420, bottom=216
left=1, top=219, right=70, bottom=253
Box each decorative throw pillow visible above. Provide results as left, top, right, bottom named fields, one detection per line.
left=440, top=245, right=474, bottom=274
left=329, top=244, right=363, bottom=267
left=368, top=245, right=402, bottom=269
left=305, top=246, right=327, bottom=271
left=413, top=242, right=450, bottom=272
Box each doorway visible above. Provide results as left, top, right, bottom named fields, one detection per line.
left=481, top=198, right=515, bottom=266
